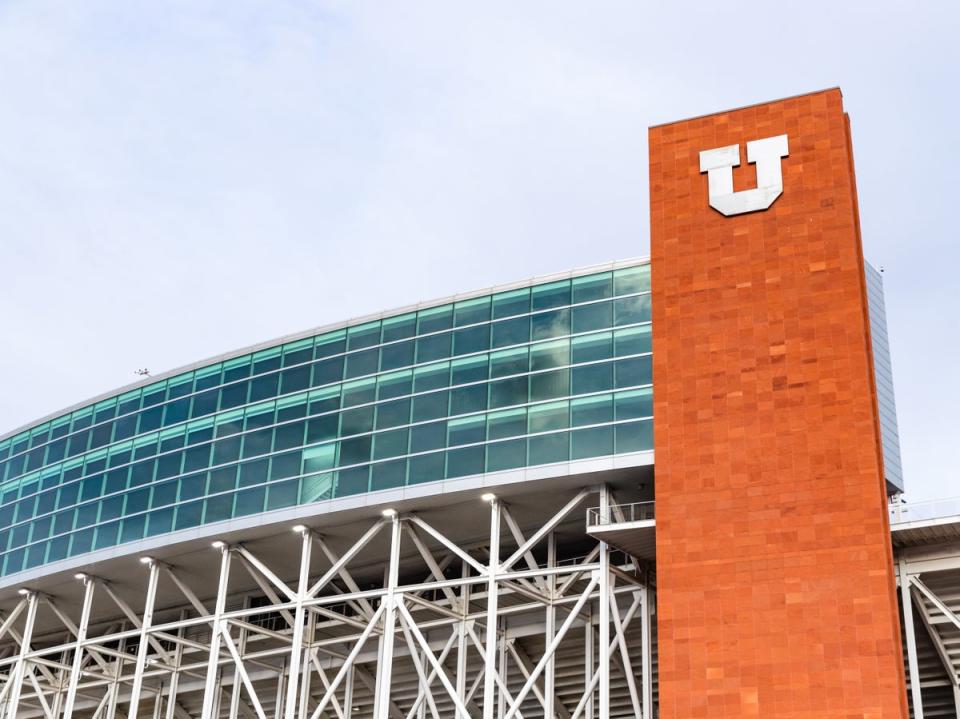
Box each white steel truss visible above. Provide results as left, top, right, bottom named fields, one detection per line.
left=0, top=485, right=656, bottom=718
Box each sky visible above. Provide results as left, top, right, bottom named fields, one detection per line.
left=0, top=1, right=956, bottom=502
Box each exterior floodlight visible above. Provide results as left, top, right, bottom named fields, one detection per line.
left=481, top=493, right=497, bottom=502
left=17, top=588, right=29, bottom=596
left=74, top=573, right=87, bottom=581
left=292, top=524, right=307, bottom=533
left=381, top=508, right=397, bottom=518
left=139, top=556, right=153, bottom=565
left=211, top=540, right=226, bottom=549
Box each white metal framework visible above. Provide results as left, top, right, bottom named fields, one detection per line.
left=0, top=485, right=656, bottom=718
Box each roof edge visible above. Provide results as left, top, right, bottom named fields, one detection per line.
left=2, top=256, right=651, bottom=443
left=648, top=87, right=842, bottom=130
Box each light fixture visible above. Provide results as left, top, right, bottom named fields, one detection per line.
left=139, top=556, right=153, bottom=565
left=74, top=573, right=87, bottom=581
left=211, top=540, right=226, bottom=549
left=291, top=524, right=307, bottom=534
left=381, top=508, right=397, bottom=518
left=481, top=492, right=497, bottom=502
left=17, top=588, right=29, bottom=596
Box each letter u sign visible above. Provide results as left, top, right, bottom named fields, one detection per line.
left=699, top=134, right=789, bottom=216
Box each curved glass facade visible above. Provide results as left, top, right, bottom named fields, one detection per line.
left=0, top=262, right=653, bottom=577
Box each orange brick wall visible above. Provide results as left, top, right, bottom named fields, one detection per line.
left=649, top=89, right=907, bottom=717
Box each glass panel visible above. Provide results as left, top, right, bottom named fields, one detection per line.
left=447, top=416, right=485, bottom=447
left=347, top=321, right=381, bottom=350
left=486, top=439, right=526, bottom=472
left=571, top=394, right=613, bottom=427
left=411, top=421, right=447, bottom=454
left=338, top=437, right=372, bottom=467
left=380, top=341, right=415, bottom=372
left=528, top=401, right=569, bottom=433
left=371, top=459, right=407, bottom=491
left=315, top=330, right=346, bottom=359
left=342, top=379, right=376, bottom=407
left=454, top=297, right=491, bottom=326
left=303, top=444, right=337, bottom=474
left=531, top=280, right=571, bottom=311
left=266, top=479, right=299, bottom=510
left=529, top=369, right=569, bottom=402
left=613, top=295, right=651, bottom=326
left=615, top=388, right=653, bottom=420
left=413, top=362, right=450, bottom=392
left=492, top=288, right=530, bottom=319
left=614, top=326, right=652, bottom=356
left=453, top=326, right=489, bottom=356
left=489, top=376, right=528, bottom=409
left=300, top=474, right=332, bottom=504
left=572, top=362, right=613, bottom=395
left=373, top=428, right=409, bottom=460
left=412, top=392, right=449, bottom=423
left=345, top=348, right=379, bottom=379
left=530, top=339, right=569, bottom=371
left=336, top=466, right=370, bottom=497
left=613, top=264, right=651, bottom=295
left=490, top=347, right=528, bottom=378
left=376, top=399, right=410, bottom=430
left=488, top=408, right=527, bottom=440
left=531, top=309, right=569, bottom=341
left=615, top=356, right=652, bottom=388
left=571, top=426, right=613, bottom=459
left=417, top=305, right=453, bottom=334
left=572, top=301, right=613, bottom=335
left=615, top=420, right=653, bottom=453
left=451, top=356, right=488, bottom=386
left=416, top=333, right=451, bottom=363
left=571, top=332, right=613, bottom=364
left=491, top=316, right=530, bottom=349
left=446, top=445, right=484, bottom=478
left=572, top=272, right=612, bottom=303
left=450, top=385, right=486, bottom=416
left=382, top=313, right=417, bottom=342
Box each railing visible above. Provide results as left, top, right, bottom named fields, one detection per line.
left=889, top=497, right=960, bottom=525
left=586, top=500, right=655, bottom=527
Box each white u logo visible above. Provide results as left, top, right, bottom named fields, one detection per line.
left=699, top=134, right=789, bottom=216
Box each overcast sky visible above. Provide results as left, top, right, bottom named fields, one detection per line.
left=0, top=1, right=956, bottom=501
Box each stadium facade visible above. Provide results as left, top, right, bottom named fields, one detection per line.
left=0, top=88, right=958, bottom=718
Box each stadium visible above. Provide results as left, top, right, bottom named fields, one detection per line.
left=0, top=88, right=957, bottom=718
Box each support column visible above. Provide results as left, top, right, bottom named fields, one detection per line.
left=128, top=559, right=161, bottom=718
left=641, top=584, right=652, bottom=719
left=7, top=591, right=38, bottom=719
left=202, top=546, right=232, bottom=718
left=456, top=560, right=470, bottom=719
left=373, top=513, right=401, bottom=719
left=343, top=666, right=355, bottom=719
left=229, top=599, right=250, bottom=719
left=63, top=578, right=96, bottom=719
left=545, top=533, right=556, bottom=719
left=584, top=605, right=594, bottom=719
left=598, top=486, right=610, bottom=719
left=482, top=498, right=501, bottom=719
left=164, top=611, right=187, bottom=719
left=899, top=563, right=924, bottom=718
left=285, top=529, right=313, bottom=719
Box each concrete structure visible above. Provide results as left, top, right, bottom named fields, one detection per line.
left=0, top=88, right=950, bottom=718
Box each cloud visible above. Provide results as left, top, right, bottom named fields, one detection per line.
left=0, top=0, right=957, bottom=499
